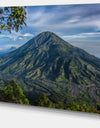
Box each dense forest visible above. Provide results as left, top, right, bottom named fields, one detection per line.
left=0, top=80, right=100, bottom=114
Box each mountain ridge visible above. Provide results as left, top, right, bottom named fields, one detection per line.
left=0, top=31, right=100, bottom=85
left=0, top=31, right=100, bottom=106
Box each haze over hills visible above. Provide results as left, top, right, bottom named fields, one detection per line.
left=0, top=31, right=100, bottom=105
left=0, top=46, right=17, bottom=55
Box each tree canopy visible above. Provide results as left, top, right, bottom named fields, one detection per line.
left=1, top=80, right=29, bottom=105
left=35, top=94, right=55, bottom=108
left=0, top=7, right=27, bottom=33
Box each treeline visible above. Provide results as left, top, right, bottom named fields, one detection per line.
left=35, top=94, right=100, bottom=114
left=0, top=80, right=29, bottom=105
left=0, top=80, right=100, bottom=114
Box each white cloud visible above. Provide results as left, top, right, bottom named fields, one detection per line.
left=4, top=44, right=20, bottom=49
left=18, top=37, right=23, bottom=40
left=0, top=31, right=22, bottom=41
left=26, top=6, right=100, bottom=35
left=0, top=44, right=20, bottom=51
left=62, top=35, right=86, bottom=39
left=26, top=9, right=55, bottom=28
left=62, top=32, right=100, bottom=40
left=23, top=33, right=33, bottom=37
left=0, top=31, right=34, bottom=41
left=0, top=48, right=3, bottom=51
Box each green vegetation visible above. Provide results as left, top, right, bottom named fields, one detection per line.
left=0, top=32, right=100, bottom=85
left=0, top=79, right=100, bottom=114
left=35, top=94, right=55, bottom=108
left=0, top=7, right=26, bottom=33
left=0, top=31, right=100, bottom=114
left=0, top=80, right=29, bottom=105
left=34, top=93, right=100, bottom=114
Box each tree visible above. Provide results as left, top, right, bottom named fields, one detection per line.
left=0, top=7, right=27, bottom=33
left=35, top=94, right=55, bottom=108
left=1, top=80, right=29, bottom=105
left=66, top=101, right=80, bottom=111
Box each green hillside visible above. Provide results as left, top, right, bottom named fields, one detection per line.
left=0, top=31, right=100, bottom=109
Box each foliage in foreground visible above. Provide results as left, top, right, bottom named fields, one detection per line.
left=0, top=80, right=29, bottom=105
left=0, top=7, right=27, bottom=33
left=0, top=80, right=100, bottom=114
left=35, top=94, right=55, bottom=108
left=35, top=94, right=100, bottom=114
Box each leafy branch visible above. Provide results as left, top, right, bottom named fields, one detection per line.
left=0, top=7, right=27, bottom=33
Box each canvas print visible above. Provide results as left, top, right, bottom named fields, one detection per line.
left=0, top=4, right=100, bottom=114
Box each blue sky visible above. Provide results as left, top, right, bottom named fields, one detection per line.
left=0, top=4, right=100, bottom=58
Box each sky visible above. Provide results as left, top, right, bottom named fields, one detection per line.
left=0, top=4, right=100, bottom=58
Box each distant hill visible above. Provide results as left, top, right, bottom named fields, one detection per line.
left=0, top=31, right=100, bottom=106
left=0, top=47, right=17, bottom=55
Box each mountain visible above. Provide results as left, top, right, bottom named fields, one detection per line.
left=9, top=46, right=17, bottom=52
left=0, top=46, right=17, bottom=55
left=0, top=31, right=100, bottom=105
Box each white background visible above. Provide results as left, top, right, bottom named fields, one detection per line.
left=0, top=0, right=100, bottom=128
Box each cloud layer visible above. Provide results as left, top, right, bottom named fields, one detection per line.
left=0, top=31, right=34, bottom=41
left=27, top=4, right=100, bottom=37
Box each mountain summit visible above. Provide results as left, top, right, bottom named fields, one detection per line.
left=0, top=31, right=100, bottom=85
left=0, top=31, right=100, bottom=105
